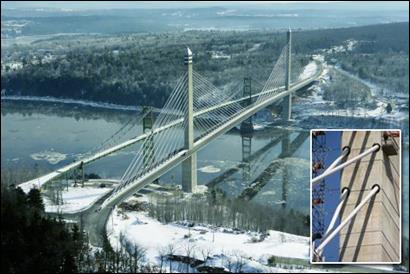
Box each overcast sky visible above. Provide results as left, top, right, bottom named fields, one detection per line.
left=2, top=1, right=408, bottom=10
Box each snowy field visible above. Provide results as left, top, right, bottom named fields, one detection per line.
left=44, top=185, right=113, bottom=213
left=106, top=195, right=324, bottom=273
left=293, top=57, right=408, bottom=127
left=298, top=61, right=318, bottom=81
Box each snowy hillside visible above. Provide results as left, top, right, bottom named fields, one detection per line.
left=107, top=198, right=323, bottom=273
left=43, top=184, right=113, bottom=214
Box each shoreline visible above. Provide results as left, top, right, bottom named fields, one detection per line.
left=1, top=95, right=160, bottom=113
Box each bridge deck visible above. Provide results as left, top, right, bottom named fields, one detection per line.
left=99, top=65, right=322, bottom=209
left=19, top=62, right=322, bottom=195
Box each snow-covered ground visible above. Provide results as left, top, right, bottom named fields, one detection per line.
left=298, top=62, right=318, bottom=81
left=322, top=39, right=358, bottom=54
left=248, top=43, right=261, bottom=52
left=307, top=40, right=408, bottom=125
left=44, top=185, right=113, bottom=214
left=332, top=65, right=408, bottom=121
left=107, top=192, right=323, bottom=273
left=293, top=56, right=408, bottom=126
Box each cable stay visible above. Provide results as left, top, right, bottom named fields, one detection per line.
left=316, top=187, right=350, bottom=259
left=312, top=143, right=381, bottom=185
left=19, top=29, right=324, bottom=197
left=313, top=184, right=381, bottom=261
left=321, top=146, right=350, bottom=177
left=102, top=43, right=294, bottom=204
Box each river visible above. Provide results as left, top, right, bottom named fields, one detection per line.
left=1, top=98, right=408, bottom=236
left=1, top=100, right=311, bottom=214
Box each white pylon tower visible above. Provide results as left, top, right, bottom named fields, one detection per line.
left=181, top=47, right=197, bottom=192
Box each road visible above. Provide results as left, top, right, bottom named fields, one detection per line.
left=49, top=189, right=114, bottom=247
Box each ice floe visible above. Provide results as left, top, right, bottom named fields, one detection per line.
left=198, top=165, right=221, bottom=173
left=31, top=150, right=67, bottom=164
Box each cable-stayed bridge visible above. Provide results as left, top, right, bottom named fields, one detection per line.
left=19, top=29, right=322, bottom=211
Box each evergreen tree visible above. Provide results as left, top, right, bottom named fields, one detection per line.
left=27, top=188, right=44, bottom=211
left=1, top=186, right=82, bottom=273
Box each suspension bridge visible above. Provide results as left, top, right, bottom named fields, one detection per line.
left=19, top=29, right=322, bottom=211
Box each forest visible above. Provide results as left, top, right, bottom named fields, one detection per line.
left=144, top=188, right=309, bottom=236
left=2, top=22, right=408, bottom=108
left=323, top=68, right=374, bottom=109
left=0, top=180, right=164, bottom=273
left=1, top=184, right=83, bottom=273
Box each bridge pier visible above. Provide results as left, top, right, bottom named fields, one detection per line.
left=281, top=28, right=292, bottom=120
left=182, top=47, right=197, bottom=192
left=281, top=95, right=292, bottom=120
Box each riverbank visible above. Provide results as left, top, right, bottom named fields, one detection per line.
left=106, top=186, right=317, bottom=273
left=1, top=95, right=161, bottom=113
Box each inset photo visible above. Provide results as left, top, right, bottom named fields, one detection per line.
left=310, top=130, right=401, bottom=264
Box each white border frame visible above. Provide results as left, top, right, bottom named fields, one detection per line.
left=309, top=129, right=402, bottom=265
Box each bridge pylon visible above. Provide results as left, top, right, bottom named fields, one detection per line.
left=182, top=47, right=197, bottom=192
left=281, top=28, right=292, bottom=120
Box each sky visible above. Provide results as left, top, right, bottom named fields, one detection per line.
left=2, top=1, right=408, bottom=10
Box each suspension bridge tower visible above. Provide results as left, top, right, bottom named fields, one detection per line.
left=240, top=77, right=253, bottom=183
left=181, top=47, right=197, bottom=192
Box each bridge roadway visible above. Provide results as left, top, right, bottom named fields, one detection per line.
left=58, top=130, right=308, bottom=246
left=99, top=66, right=322, bottom=209
left=18, top=62, right=322, bottom=193
left=45, top=65, right=322, bottom=247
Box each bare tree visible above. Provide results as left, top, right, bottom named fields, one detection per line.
left=158, top=247, right=167, bottom=273
left=166, top=243, right=178, bottom=273
left=226, top=252, right=234, bottom=273
left=184, top=242, right=196, bottom=273
left=131, top=244, right=146, bottom=273
left=200, top=247, right=212, bottom=267
left=233, top=251, right=246, bottom=273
